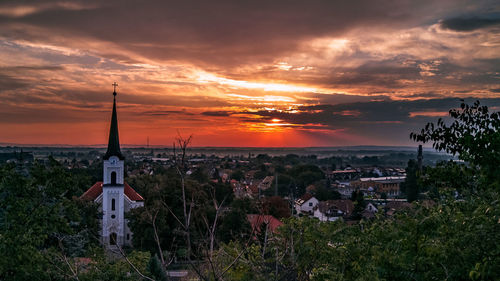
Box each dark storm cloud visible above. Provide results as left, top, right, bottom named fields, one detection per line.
left=0, top=65, right=64, bottom=91
left=0, top=73, right=30, bottom=90
left=237, top=98, right=500, bottom=130
left=1, top=65, right=64, bottom=71
left=201, top=111, right=233, bottom=117
left=0, top=0, right=461, bottom=67
left=243, top=60, right=423, bottom=89
left=213, top=97, right=499, bottom=144
left=440, top=16, right=500, bottom=31
left=303, top=93, right=390, bottom=104
left=142, top=110, right=195, bottom=116
left=307, top=58, right=499, bottom=94
left=323, top=63, right=421, bottom=88
left=0, top=86, right=232, bottom=123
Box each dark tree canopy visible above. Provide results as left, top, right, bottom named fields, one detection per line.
left=410, top=100, right=500, bottom=188
left=401, top=159, right=420, bottom=202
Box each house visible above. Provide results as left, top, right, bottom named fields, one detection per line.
left=313, top=200, right=354, bottom=221
left=334, top=183, right=356, bottom=199
left=365, top=202, right=378, bottom=213
left=361, top=203, right=378, bottom=219
left=258, top=176, right=274, bottom=191
left=247, top=214, right=283, bottom=235
left=230, top=179, right=247, bottom=198
left=294, top=193, right=318, bottom=215
left=384, top=201, right=412, bottom=216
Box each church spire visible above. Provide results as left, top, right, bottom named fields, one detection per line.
left=104, top=83, right=124, bottom=160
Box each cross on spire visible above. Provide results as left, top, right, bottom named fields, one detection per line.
left=112, top=82, right=118, bottom=96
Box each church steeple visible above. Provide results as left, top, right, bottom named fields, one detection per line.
left=104, top=83, right=124, bottom=160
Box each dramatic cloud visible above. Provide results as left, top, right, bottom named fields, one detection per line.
left=440, top=16, right=500, bottom=31
left=0, top=0, right=499, bottom=146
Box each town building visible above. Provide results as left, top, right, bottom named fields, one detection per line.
left=350, top=176, right=405, bottom=197
left=329, top=168, right=360, bottom=181
left=313, top=200, right=354, bottom=222
left=81, top=87, right=144, bottom=248
left=247, top=214, right=283, bottom=235
left=294, top=193, right=319, bottom=215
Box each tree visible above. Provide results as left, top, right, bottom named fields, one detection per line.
left=314, top=184, right=341, bottom=201
left=128, top=136, right=252, bottom=281
left=350, top=190, right=366, bottom=220
left=410, top=100, right=500, bottom=190
left=219, top=195, right=500, bottom=280
left=262, top=196, right=291, bottom=219
left=0, top=161, right=99, bottom=280
left=401, top=159, right=420, bottom=202
left=231, top=170, right=244, bottom=181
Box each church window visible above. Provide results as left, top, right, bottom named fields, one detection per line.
left=111, top=215, right=116, bottom=219
left=127, top=234, right=130, bottom=240
left=110, top=233, right=117, bottom=245
left=112, top=198, right=116, bottom=211
left=111, top=171, right=117, bottom=185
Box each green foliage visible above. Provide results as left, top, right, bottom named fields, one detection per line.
left=218, top=206, right=251, bottom=243
left=148, top=254, right=168, bottom=281
left=288, top=164, right=324, bottom=195
left=231, top=170, right=244, bottom=181
left=314, top=184, right=341, bottom=201
left=219, top=193, right=500, bottom=280
left=189, top=167, right=210, bottom=183
left=421, top=160, right=476, bottom=197
left=350, top=190, right=366, bottom=220
left=80, top=247, right=151, bottom=281
left=401, top=159, right=420, bottom=202
left=262, top=196, right=291, bottom=219
left=0, top=161, right=99, bottom=280
left=411, top=100, right=500, bottom=189
left=127, top=167, right=237, bottom=263
left=254, top=169, right=269, bottom=180
left=127, top=171, right=183, bottom=252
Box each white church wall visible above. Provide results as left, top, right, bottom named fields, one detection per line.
left=103, top=156, right=124, bottom=185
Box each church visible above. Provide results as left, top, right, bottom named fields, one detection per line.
left=81, top=85, right=144, bottom=248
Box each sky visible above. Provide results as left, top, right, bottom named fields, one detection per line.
left=0, top=0, right=499, bottom=147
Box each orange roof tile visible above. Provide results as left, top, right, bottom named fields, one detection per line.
left=247, top=214, right=283, bottom=234
left=80, top=182, right=103, bottom=201
left=80, top=181, right=143, bottom=201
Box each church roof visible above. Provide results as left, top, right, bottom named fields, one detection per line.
left=103, top=91, right=124, bottom=160
left=80, top=181, right=144, bottom=201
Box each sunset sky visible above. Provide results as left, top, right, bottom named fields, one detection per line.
left=1, top=0, right=499, bottom=147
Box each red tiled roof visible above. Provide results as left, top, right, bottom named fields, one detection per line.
left=124, top=182, right=144, bottom=201
left=80, top=182, right=103, bottom=201
left=299, top=193, right=313, bottom=202
left=247, top=214, right=283, bottom=234
left=80, top=181, right=144, bottom=201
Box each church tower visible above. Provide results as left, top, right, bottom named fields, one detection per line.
left=102, top=87, right=126, bottom=247
left=80, top=83, right=144, bottom=249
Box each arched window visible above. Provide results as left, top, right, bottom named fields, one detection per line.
left=110, top=233, right=117, bottom=245
left=111, top=171, right=117, bottom=185
left=111, top=198, right=115, bottom=211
